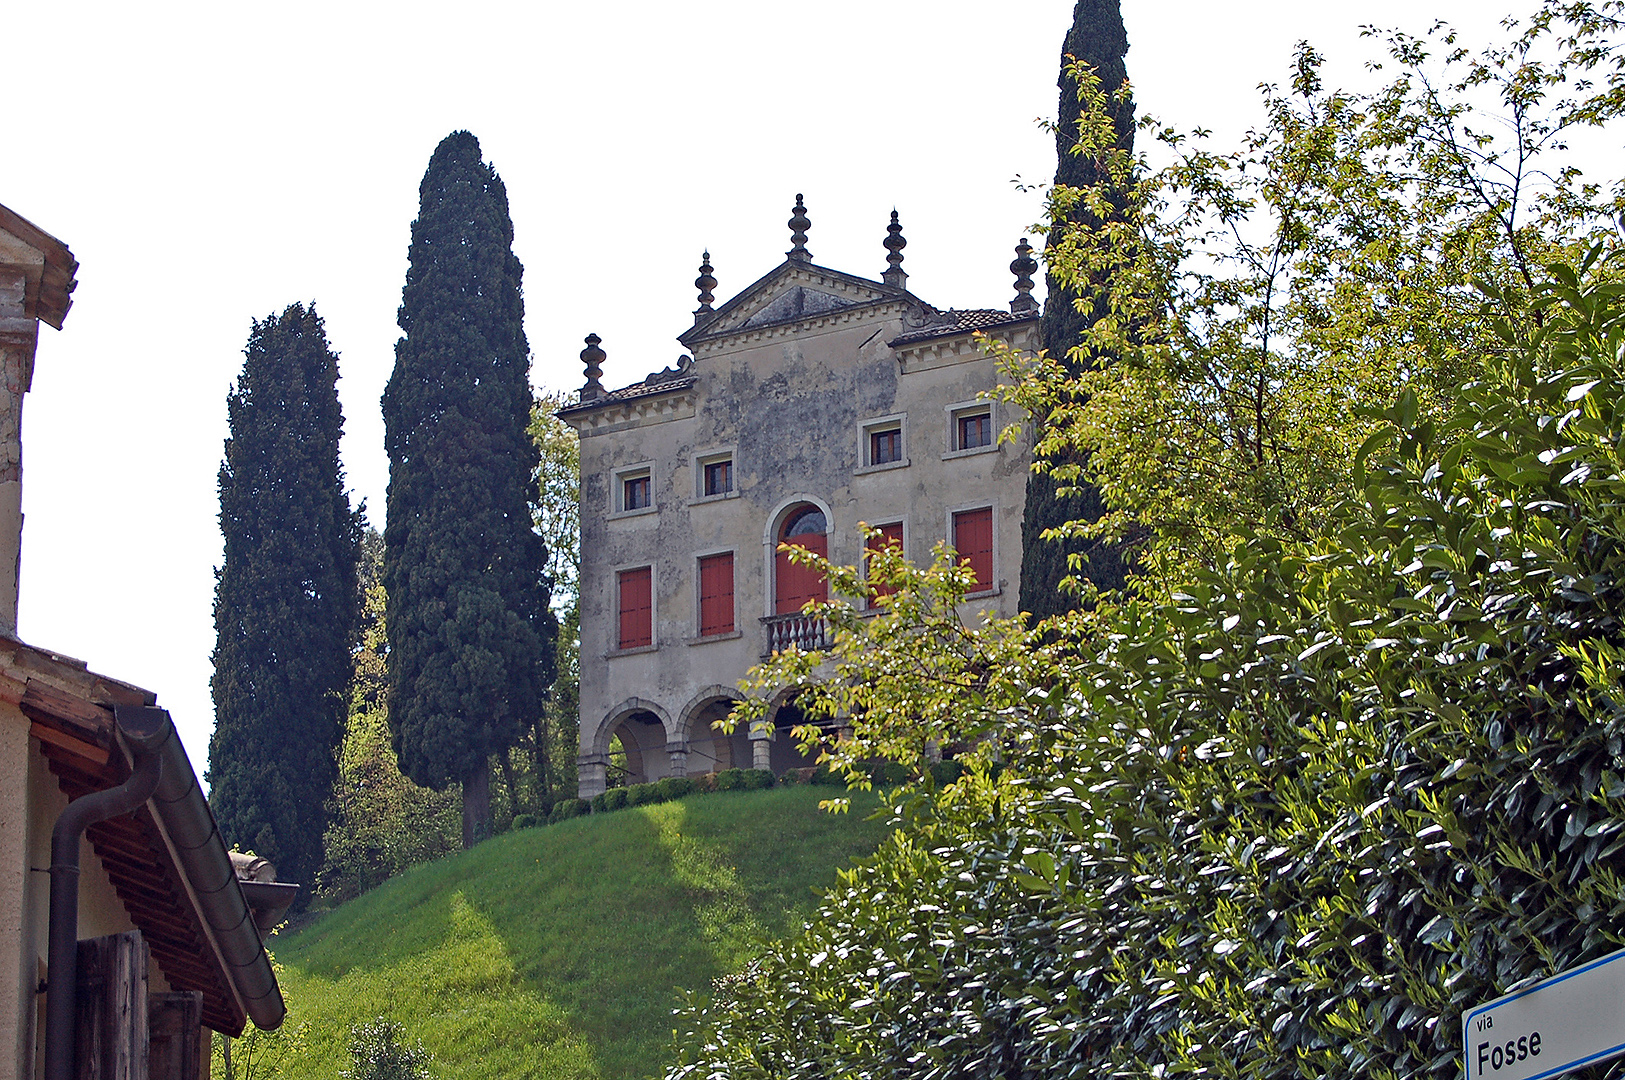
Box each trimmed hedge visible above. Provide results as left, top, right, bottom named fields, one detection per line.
left=547, top=798, right=589, bottom=824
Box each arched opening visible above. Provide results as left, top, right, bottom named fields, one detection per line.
left=606, top=709, right=666, bottom=786
left=775, top=505, right=828, bottom=613
left=766, top=695, right=825, bottom=774
left=683, top=699, right=753, bottom=775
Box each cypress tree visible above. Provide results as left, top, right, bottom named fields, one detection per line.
left=382, top=131, right=556, bottom=847
left=208, top=303, right=362, bottom=891
left=1019, top=0, right=1135, bottom=618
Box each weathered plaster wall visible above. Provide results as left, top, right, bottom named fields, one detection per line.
left=1, top=706, right=32, bottom=1080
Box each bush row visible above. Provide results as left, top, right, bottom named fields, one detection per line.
left=506, top=759, right=967, bottom=831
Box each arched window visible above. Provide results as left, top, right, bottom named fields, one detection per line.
left=775, top=505, right=828, bottom=614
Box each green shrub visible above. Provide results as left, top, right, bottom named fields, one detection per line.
left=744, top=769, right=776, bottom=791
left=927, top=760, right=964, bottom=787
left=656, top=776, right=695, bottom=800
left=868, top=762, right=910, bottom=787
left=809, top=764, right=844, bottom=786
left=714, top=769, right=746, bottom=792
left=511, top=813, right=540, bottom=830
left=341, top=1019, right=430, bottom=1080
left=627, top=783, right=662, bottom=807
left=593, top=787, right=627, bottom=812
left=690, top=772, right=718, bottom=793
left=548, top=798, right=588, bottom=824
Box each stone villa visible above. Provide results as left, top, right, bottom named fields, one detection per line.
left=560, top=198, right=1039, bottom=799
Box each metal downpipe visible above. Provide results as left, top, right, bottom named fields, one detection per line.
left=42, top=706, right=170, bottom=1080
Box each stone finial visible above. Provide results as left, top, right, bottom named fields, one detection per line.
left=694, top=251, right=717, bottom=322
left=1010, top=238, right=1039, bottom=315
left=787, top=194, right=812, bottom=263
left=882, top=209, right=908, bottom=289
left=580, top=333, right=606, bottom=401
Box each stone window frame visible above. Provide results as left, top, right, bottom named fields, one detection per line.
left=943, top=398, right=1000, bottom=460
left=691, top=445, right=740, bottom=504
left=611, top=461, right=658, bottom=518
left=855, top=411, right=910, bottom=474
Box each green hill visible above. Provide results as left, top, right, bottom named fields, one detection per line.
left=252, top=786, right=889, bottom=1080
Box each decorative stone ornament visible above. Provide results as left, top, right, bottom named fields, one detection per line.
left=694, top=251, right=717, bottom=320
left=580, top=333, right=606, bottom=401
left=787, top=194, right=812, bottom=263
left=1010, top=238, right=1039, bottom=314
left=882, top=210, right=908, bottom=289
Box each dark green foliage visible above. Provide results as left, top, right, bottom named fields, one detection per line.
left=208, top=303, right=361, bottom=892
left=341, top=1019, right=431, bottom=1080
left=668, top=261, right=1625, bottom=1079
left=809, top=764, right=845, bottom=787
left=868, top=761, right=911, bottom=787
left=317, top=531, right=461, bottom=907
left=548, top=798, right=589, bottom=824
left=713, top=769, right=747, bottom=792
left=656, top=775, right=695, bottom=801
left=1020, top=0, right=1135, bottom=617
left=927, top=759, right=964, bottom=787
left=627, top=783, right=661, bottom=807
left=593, top=788, right=628, bottom=812
left=511, top=813, right=540, bottom=830
left=382, top=131, right=557, bottom=844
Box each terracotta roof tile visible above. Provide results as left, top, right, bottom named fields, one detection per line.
left=889, top=308, right=1036, bottom=346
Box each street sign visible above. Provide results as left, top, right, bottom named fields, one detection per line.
left=1464, top=947, right=1625, bottom=1080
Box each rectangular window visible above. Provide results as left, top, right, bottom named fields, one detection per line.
left=865, top=523, right=904, bottom=603
left=952, top=508, right=993, bottom=590
left=623, top=474, right=652, bottom=511
left=617, top=567, right=652, bottom=649
left=870, top=428, right=903, bottom=465
left=957, top=411, right=992, bottom=450
left=703, top=459, right=733, bottom=496
left=698, top=552, right=735, bottom=636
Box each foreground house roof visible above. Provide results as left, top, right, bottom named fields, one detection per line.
left=7, top=637, right=283, bottom=1035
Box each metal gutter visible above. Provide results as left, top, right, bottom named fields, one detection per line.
left=124, top=705, right=286, bottom=1031
left=43, top=706, right=166, bottom=1080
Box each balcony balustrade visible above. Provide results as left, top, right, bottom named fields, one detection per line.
left=761, top=611, right=832, bottom=657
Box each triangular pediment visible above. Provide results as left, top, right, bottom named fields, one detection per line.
left=679, top=260, right=929, bottom=347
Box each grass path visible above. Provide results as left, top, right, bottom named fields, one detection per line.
left=260, top=787, right=886, bottom=1079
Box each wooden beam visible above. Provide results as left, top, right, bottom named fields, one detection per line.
left=30, top=720, right=110, bottom=767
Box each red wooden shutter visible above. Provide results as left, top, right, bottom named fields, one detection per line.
left=698, top=553, right=735, bottom=636
left=775, top=532, right=828, bottom=614
left=866, top=523, right=904, bottom=602
left=618, top=567, right=652, bottom=648
left=953, top=508, right=993, bottom=589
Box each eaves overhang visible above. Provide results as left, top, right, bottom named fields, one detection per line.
left=7, top=637, right=283, bottom=1035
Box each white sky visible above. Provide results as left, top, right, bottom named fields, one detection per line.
left=0, top=1, right=1548, bottom=776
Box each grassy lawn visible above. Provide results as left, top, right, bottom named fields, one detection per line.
left=258, top=786, right=887, bottom=1080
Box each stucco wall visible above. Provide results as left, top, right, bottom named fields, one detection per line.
left=572, top=288, right=1033, bottom=797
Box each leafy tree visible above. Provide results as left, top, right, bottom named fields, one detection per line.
left=1011, top=5, right=1625, bottom=591
left=382, top=131, right=556, bottom=847
left=1020, top=0, right=1137, bottom=616
left=675, top=251, right=1625, bottom=1080
left=317, top=529, right=459, bottom=905
left=529, top=391, right=581, bottom=812
left=673, top=7, right=1625, bottom=1079
left=208, top=302, right=361, bottom=891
